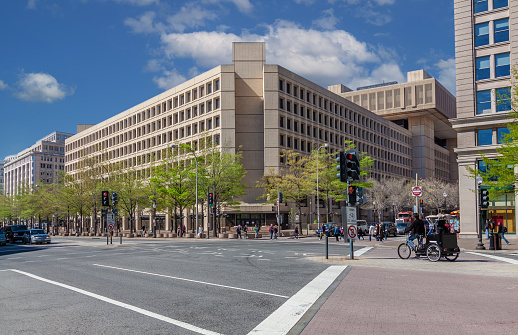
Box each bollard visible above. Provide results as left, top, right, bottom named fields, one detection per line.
left=120, top=234, right=122, bottom=244
left=325, top=233, right=329, bottom=259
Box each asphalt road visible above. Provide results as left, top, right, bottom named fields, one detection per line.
left=0, top=237, right=357, bottom=335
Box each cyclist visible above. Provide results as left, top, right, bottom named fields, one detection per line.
left=404, top=213, right=426, bottom=250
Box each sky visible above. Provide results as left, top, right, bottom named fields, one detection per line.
left=0, top=0, right=456, bottom=160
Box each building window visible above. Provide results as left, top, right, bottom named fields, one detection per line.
left=477, top=129, right=492, bottom=146
left=493, top=0, right=508, bottom=9
left=476, top=56, right=490, bottom=80
left=497, top=127, right=510, bottom=144
left=286, top=83, right=291, bottom=94
left=494, top=18, right=509, bottom=43
left=215, top=79, right=220, bottom=91
left=279, top=79, right=284, bottom=91
left=495, top=53, right=510, bottom=77
left=475, top=22, right=489, bottom=47
left=474, top=0, right=488, bottom=13
left=477, top=90, right=491, bottom=114
left=280, top=134, right=285, bottom=146
left=279, top=98, right=284, bottom=110
left=280, top=116, right=284, bottom=128
left=215, top=116, right=220, bottom=128
left=496, top=87, right=511, bottom=112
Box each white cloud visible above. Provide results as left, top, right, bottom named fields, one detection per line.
left=153, top=69, right=187, bottom=90
left=15, top=72, right=73, bottom=103
left=294, top=0, right=315, bottom=4
left=203, top=0, right=253, bottom=13
left=27, top=0, right=38, bottom=9
left=435, top=58, right=456, bottom=96
left=356, top=7, right=392, bottom=26
left=166, top=4, right=218, bottom=33
left=112, top=0, right=159, bottom=5
left=124, top=11, right=156, bottom=33
left=312, top=9, right=339, bottom=30
left=0, top=80, right=8, bottom=90
left=155, top=21, right=405, bottom=89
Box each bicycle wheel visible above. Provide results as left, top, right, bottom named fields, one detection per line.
left=445, top=252, right=459, bottom=262
left=426, top=244, right=441, bottom=262
left=397, top=243, right=411, bottom=259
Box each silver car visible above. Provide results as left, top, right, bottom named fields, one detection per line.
left=23, top=229, right=51, bottom=244
left=396, top=222, right=409, bottom=235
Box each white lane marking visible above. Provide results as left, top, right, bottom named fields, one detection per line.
left=248, top=265, right=347, bottom=335
left=354, top=247, right=373, bottom=257
left=8, top=269, right=222, bottom=335
left=93, top=264, right=289, bottom=299
left=467, top=252, right=518, bottom=265
left=56, top=258, right=69, bottom=260
left=7, top=257, right=22, bottom=260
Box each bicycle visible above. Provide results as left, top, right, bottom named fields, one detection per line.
left=397, top=233, right=425, bottom=259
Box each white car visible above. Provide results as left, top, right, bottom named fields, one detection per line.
left=23, top=229, right=51, bottom=244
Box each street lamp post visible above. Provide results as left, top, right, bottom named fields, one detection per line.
left=316, top=143, right=328, bottom=228
left=475, top=175, right=485, bottom=250
left=171, top=144, right=198, bottom=237
left=443, top=191, right=447, bottom=213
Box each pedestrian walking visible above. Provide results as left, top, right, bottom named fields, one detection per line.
left=498, top=222, right=510, bottom=245
left=358, top=227, right=365, bottom=240
left=243, top=225, right=248, bottom=239
left=269, top=224, right=274, bottom=239
left=182, top=225, right=186, bottom=237
left=319, top=224, right=326, bottom=240
left=334, top=226, right=340, bottom=242
left=198, top=224, right=203, bottom=238
left=294, top=226, right=299, bottom=239
left=254, top=224, right=260, bottom=238
left=236, top=225, right=242, bottom=239
left=369, top=224, right=376, bottom=241
left=274, top=226, right=278, bottom=239
left=484, top=219, right=490, bottom=239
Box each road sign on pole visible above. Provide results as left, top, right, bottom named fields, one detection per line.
left=107, top=213, right=115, bottom=227
left=346, top=207, right=357, bottom=225
left=107, top=223, right=114, bottom=231
left=347, top=225, right=357, bottom=239
left=412, top=186, right=422, bottom=197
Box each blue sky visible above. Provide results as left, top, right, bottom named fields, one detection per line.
left=0, top=0, right=455, bottom=160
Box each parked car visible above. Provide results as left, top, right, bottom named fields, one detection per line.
left=382, top=222, right=398, bottom=237
left=0, top=228, right=7, bottom=246
left=5, top=225, right=30, bottom=243
left=396, top=222, right=409, bottom=235
left=23, top=229, right=51, bottom=244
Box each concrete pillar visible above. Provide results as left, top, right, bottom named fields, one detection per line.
left=408, top=115, right=435, bottom=179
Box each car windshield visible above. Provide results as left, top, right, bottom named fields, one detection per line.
left=12, top=225, right=28, bottom=231
left=397, top=223, right=408, bottom=228
left=31, top=229, right=46, bottom=234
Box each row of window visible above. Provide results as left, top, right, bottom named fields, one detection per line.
left=475, top=52, right=510, bottom=80
left=67, top=115, right=221, bottom=163
left=475, top=18, right=509, bottom=47
left=66, top=134, right=221, bottom=174
left=66, top=78, right=220, bottom=151
left=474, top=0, right=508, bottom=14
left=278, top=97, right=409, bottom=145
left=477, top=127, right=510, bottom=146
left=476, top=87, right=510, bottom=114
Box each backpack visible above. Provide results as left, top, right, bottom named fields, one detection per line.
left=503, top=226, right=508, bottom=233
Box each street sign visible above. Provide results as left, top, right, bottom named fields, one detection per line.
left=412, top=186, right=422, bottom=197
left=347, top=225, right=357, bottom=239
left=107, top=213, right=115, bottom=227
left=346, top=207, right=356, bottom=225
left=107, top=223, right=114, bottom=231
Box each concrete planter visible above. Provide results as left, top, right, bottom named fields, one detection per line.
left=185, top=233, right=195, bottom=238
left=228, top=233, right=238, bottom=239
left=218, top=233, right=229, bottom=239
left=168, top=233, right=177, bottom=238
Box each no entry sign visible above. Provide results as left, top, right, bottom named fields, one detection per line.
left=412, top=186, right=422, bottom=197
left=347, top=225, right=357, bottom=239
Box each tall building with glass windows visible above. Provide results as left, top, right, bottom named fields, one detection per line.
left=452, top=0, right=516, bottom=236
left=3, top=131, right=73, bottom=196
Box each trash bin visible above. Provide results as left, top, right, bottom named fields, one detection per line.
left=494, top=233, right=502, bottom=250
left=489, top=233, right=495, bottom=250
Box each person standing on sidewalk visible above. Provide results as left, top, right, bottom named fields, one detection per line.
left=484, top=219, right=490, bottom=239
left=243, top=225, right=248, bottom=239
left=236, top=225, right=242, bottom=239
left=369, top=224, right=375, bottom=241
left=274, top=226, right=278, bottom=239
left=294, top=226, right=299, bottom=239
left=498, top=222, right=510, bottom=245
left=254, top=224, right=260, bottom=238
left=269, top=224, right=274, bottom=239
left=334, top=226, right=340, bottom=241
left=198, top=225, right=203, bottom=238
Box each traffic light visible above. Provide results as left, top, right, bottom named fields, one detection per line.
left=356, top=187, right=366, bottom=205
left=480, top=189, right=490, bottom=208
left=102, top=191, right=110, bottom=206
left=278, top=192, right=283, bottom=203
left=111, top=191, right=118, bottom=206
left=345, top=149, right=360, bottom=181
left=348, top=185, right=357, bottom=206
left=208, top=193, right=214, bottom=206
left=420, top=199, right=424, bottom=207
left=336, top=152, right=347, bottom=182
left=112, top=208, right=118, bottom=216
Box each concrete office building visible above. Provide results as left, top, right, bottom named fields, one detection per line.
left=3, top=131, right=73, bottom=196
left=452, top=0, right=516, bottom=236
left=0, top=160, right=5, bottom=194
left=332, top=69, right=458, bottom=183
left=65, top=42, right=417, bottom=232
